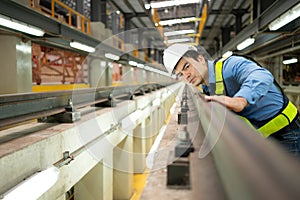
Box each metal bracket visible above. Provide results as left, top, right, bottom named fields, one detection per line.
left=95, top=93, right=117, bottom=107
left=167, top=156, right=190, bottom=189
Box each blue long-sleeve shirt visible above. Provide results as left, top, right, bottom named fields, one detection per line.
left=207, top=55, right=284, bottom=126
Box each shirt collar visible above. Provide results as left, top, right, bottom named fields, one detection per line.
left=207, top=60, right=215, bottom=84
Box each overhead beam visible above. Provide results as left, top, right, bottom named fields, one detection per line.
left=222, top=0, right=300, bottom=53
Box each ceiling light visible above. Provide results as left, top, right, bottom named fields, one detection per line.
left=2, top=166, right=60, bottom=200
left=164, top=29, right=195, bottom=37
left=137, top=63, right=144, bottom=68
left=105, top=53, right=120, bottom=60
left=159, top=17, right=197, bottom=26
left=237, top=38, right=255, bottom=50
left=150, top=0, right=201, bottom=9
left=165, top=38, right=192, bottom=44
left=269, top=3, right=300, bottom=31
left=0, top=14, right=44, bottom=36
left=70, top=41, right=95, bottom=53
left=222, top=51, right=233, bottom=58
left=144, top=4, right=151, bottom=9
left=128, top=61, right=138, bottom=66
left=283, top=58, right=298, bottom=64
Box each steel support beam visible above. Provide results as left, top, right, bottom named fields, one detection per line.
left=221, top=0, right=300, bottom=54
left=91, top=0, right=101, bottom=21
left=0, top=83, right=169, bottom=127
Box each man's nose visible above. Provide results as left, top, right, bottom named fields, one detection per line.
left=183, top=71, right=190, bottom=80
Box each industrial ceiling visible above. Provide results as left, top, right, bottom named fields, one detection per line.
left=110, top=0, right=300, bottom=60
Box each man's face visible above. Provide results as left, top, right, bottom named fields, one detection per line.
left=174, top=55, right=208, bottom=87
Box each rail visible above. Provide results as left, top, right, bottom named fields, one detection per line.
left=189, top=87, right=300, bottom=199
left=0, top=83, right=169, bottom=128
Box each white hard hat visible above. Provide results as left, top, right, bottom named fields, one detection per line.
left=163, top=43, right=197, bottom=75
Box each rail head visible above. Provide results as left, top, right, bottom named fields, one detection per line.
left=188, top=87, right=300, bottom=200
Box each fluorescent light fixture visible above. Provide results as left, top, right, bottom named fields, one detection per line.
left=0, top=14, right=44, bottom=36
left=128, top=60, right=138, bottom=66
left=237, top=37, right=255, bottom=50
left=164, top=29, right=195, bottom=37
left=105, top=53, right=120, bottom=60
left=283, top=58, right=298, bottom=64
left=145, top=4, right=151, bottom=9
left=165, top=38, right=192, bottom=44
left=150, top=0, right=201, bottom=9
left=70, top=41, right=95, bottom=53
left=137, top=63, right=144, bottom=68
left=222, top=51, right=233, bottom=58
left=159, top=17, right=197, bottom=26
left=269, top=3, right=300, bottom=31
left=2, top=166, right=60, bottom=200
left=144, top=65, right=151, bottom=70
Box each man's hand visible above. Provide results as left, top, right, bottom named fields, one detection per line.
left=204, top=95, right=248, bottom=112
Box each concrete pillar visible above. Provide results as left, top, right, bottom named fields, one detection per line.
left=89, top=58, right=112, bottom=87
left=122, top=65, right=134, bottom=85
left=74, top=162, right=104, bottom=200
left=0, top=36, right=32, bottom=94
left=133, top=124, right=147, bottom=173
left=136, top=69, right=145, bottom=84
left=112, top=12, right=120, bottom=35
left=103, top=155, right=114, bottom=200
left=144, top=117, right=153, bottom=153
left=113, top=136, right=134, bottom=200
left=150, top=109, right=158, bottom=142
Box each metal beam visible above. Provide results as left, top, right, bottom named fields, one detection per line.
left=0, top=83, right=169, bottom=128
left=0, top=0, right=60, bottom=34
left=221, top=0, right=300, bottom=54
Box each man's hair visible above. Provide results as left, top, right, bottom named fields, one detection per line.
left=182, top=46, right=211, bottom=62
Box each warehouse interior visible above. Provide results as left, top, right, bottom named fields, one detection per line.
left=0, top=0, right=300, bottom=199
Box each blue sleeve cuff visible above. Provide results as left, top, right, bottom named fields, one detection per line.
left=234, top=87, right=260, bottom=105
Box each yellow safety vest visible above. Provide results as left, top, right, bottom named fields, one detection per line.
left=215, top=56, right=298, bottom=137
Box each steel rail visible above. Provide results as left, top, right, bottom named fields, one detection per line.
left=189, top=87, right=300, bottom=200
left=0, top=83, right=170, bottom=128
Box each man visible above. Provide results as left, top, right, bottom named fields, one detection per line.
left=163, top=43, right=300, bottom=155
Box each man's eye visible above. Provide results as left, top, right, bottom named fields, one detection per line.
left=176, top=73, right=183, bottom=78
left=183, top=64, right=190, bottom=71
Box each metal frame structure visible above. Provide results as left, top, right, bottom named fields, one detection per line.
left=32, top=43, right=88, bottom=85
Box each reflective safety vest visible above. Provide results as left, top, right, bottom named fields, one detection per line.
left=214, top=55, right=298, bottom=137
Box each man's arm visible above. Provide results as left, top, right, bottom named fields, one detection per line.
left=229, top=56, right=274, bottom=105
left=205, top=95, right=248, bottom=112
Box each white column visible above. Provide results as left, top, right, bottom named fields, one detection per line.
left=113, top=136, right=134, bottom=200
left=0, top=35, right=32, bottom=94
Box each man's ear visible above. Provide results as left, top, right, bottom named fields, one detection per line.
left=197, top=55, right=205, bottom=64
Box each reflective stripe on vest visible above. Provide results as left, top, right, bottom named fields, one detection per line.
left=215, top=56, right=298, bottom=137
left=258, top=101, right=298, bottom=137
left=215, top=56, right=228, bottom=95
